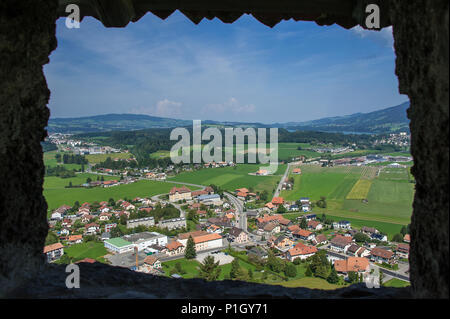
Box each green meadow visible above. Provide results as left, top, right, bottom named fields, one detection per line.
left=169, top=163, right=287, bottom=193
left=150, top=143, right=322, bottom=161
left=43, top=150, right=83, bottom=170
left=280, top=165, right=414, bottom=226
left=383, top=278, right=410, bottom=288
left=84, top=152, right=133, bottom=164
left=44, top=175, right=198, bottom=213
left=63, top=242, right=108, bottom=263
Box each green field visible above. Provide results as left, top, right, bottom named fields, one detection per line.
left=274, top=277, right=342, bottom=290
left=383, top=278, right=410, bottom=288
left=151, top=143, right=321, bottom=161
left=280, top=165, right=414, bottom=226
left=277, top=143, right=321, bottom=160
left=43, top=150, right=83, bottom=170
left=44, top=175, right=199, bottom=213
left=325, top=215, right=406, bottom=240
left=63, top=242, right=108, bottom=262
left=346, top=179, right=373, bottom=200
left=44, top=173, right=117, bottom=189
left=150, top=150, right=171, bottom=159
left=169, top=164, right=287, bottom=194
left=44, top=150, right=133, bottom=168
left=162, top=258, right=202, bottom=279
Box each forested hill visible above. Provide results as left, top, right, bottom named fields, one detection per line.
left=48, top=101, right=410, bottom=134
left=47, top=114, right=192, bottom=134
left=279, top=101, right=410, bottom=133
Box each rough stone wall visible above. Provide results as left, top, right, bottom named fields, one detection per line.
left=11, top=262, right=411, bottom=299
left=0, top=0, right=447, bottom=299
left=0, top=0, right=58, bottom=296
left=390, top=0, right=449, bottom=298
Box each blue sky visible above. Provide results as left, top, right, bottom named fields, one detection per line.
left=45, top=11, right=407, bottom=123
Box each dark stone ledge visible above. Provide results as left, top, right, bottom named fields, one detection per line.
left=7, top=262, right=411, bottom=299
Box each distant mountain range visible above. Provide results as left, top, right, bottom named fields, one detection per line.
left=278, top=101, right=410, bottom=134
left=47, top=101, right=410, bottom=134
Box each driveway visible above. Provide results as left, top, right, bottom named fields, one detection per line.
left=196, top=251, right=234, bottom=265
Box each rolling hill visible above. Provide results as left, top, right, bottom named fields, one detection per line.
left=48, top=101, right=410, bottom=134
left=280, top=101, right=410, bottom=133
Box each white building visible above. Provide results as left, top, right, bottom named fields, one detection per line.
left=122, top=232, right=168, bottom=251
left=104, top=238, right=135, bottom=254
left=177, top=231, right=223, bottom=252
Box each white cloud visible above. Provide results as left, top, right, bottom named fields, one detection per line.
left=130, top=99, right=182, bottom=118
left=351, top=26, right=394, bottom=50
left=204, top=97, right=256, bottom=115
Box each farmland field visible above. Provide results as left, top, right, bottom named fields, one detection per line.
left=274, top=277, right=342, bottom=290
left=346, top=179, right=373, bottom=200
left=43, top=150, right=83, bottom=170
left=280, top=164, right=414, bottom=226
left=44, top=176, right=199, bottom=213
left=150, top=150, right=170, bottom=159
left=151, top=143, right=322, bottom=161
left=169, top=164, right=287, bottom=194
left=383, top=278, right=410, bottom=288
left=84, top=152, right=133, bottom=164
left=63, top=242, right=108, bottom=262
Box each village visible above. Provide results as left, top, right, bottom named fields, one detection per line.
left=44, top=179, right=411, bottom=287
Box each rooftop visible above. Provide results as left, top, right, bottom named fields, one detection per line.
left=122, top=232, right=166, bottom=243
left=105, top=237, right=133, bottom=248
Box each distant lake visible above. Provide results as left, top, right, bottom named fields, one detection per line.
left=286, top=129, right=374, bottom=135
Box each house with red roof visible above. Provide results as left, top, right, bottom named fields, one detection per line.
left=307, top=220, right=323, bottom=231
left=312, top=234, right=328, bottom=246
left=286, top=242, right=318, bottom=261
left=166, top=241, right=185, bottom=256
left=403, top=234, right=410, bottom=243
left=293, top=228, right=315, bottom=241
left=67, top=234, right=83, bottom=245
left=334, top=257, right=370, bottom=275
left=43, top=243, right=64, bottom=263
left=271, top=197, right=284, bottom=206
left=396, top=243, right=410, bottom=259
left=84, top=223, right=100, bottom=235
left=330, top=235, right=353, bottom=253
left=169, top=186, right=192, bottom=202
left=370, top=247, right=395, bottom=264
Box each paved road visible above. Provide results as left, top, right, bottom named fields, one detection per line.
left=273, top=162, right=293, bottom=198
left=164, top=180, right=206, bottom=189
left=224, top=192, right=246, bottom=232
left=151, top=180, right=247, bottom=232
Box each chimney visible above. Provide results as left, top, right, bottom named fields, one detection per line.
left=134, top=246, right=138, bottom=270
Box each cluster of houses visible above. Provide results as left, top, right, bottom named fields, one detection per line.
left=45, top=195, right=193, bottom=261
left=144, top=172, right=167, bottom=181
left=168, top=186, right=223, bottom=207
left=79, top=177, right=140, bottom=188
left=100, top=229, right=229, bottom=273
left=262, top=196, right=311, bottom=213
left=203, top=161, right=235, bottom=168
left=234, top=188, right=258, bottom=201
left=242, top=210, right=411, bottom=280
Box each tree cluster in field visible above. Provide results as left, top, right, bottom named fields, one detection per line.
left=169, top=262, right=187, bottom=276
left=93, top=156, right=137, bottom=170
left=315, top=196, right=327, bottom=208
left=56, top=153, right=88, bottom=165
left=45, top=165, right=76, bottom=178
left=392, top=224, right=410, bottom=243
left=73, top=127, right=401, bottom=167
